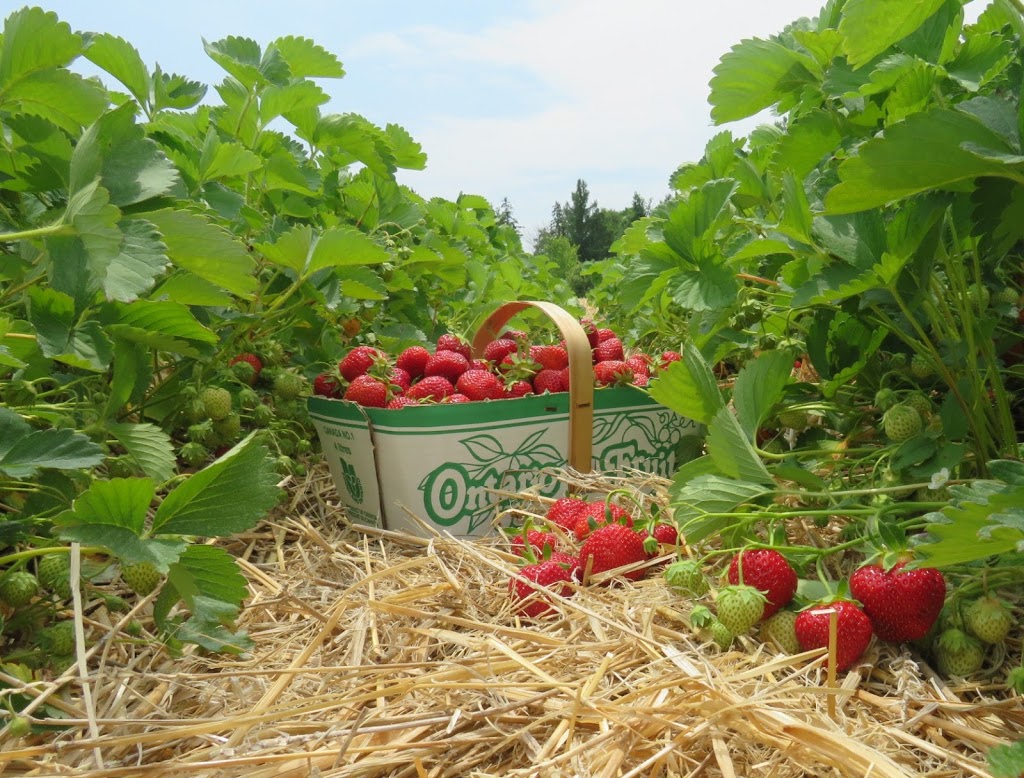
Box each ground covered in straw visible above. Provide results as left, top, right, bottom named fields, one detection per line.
left=5, top=466, right=1023, bottom=777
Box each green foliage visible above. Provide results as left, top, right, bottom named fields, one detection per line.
left=0, top=5, right=566, bottom=661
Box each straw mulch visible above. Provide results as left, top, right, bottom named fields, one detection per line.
left=4, top=465, right=1022, bottom=777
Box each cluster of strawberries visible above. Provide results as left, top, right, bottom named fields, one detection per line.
left=312, top=320, right=682, bottom=408
left=669, top=548, right=948, bottom=673
left=507, top=496, right=679, bottom=618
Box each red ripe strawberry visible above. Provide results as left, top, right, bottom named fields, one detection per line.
left=386, top=396, right=419, bottom=409
left=659, top=351, right=682, bottom=370
left=456, top=369, right=504, bottom=401
left=625, top=355, right=651, bottom=379
left=406, top=376, right=454, bottom=401
left=388, top=367, right=411, bottom=394
left=509, top=559, right=575, bottom=618
left=633, top=373, right=650, bottom=387
left=484, top=339, right=518, bottom=365
left=594, top=360, right=632, bottom=386
left=343, top=374, right=389, bottom=407
left=596, top=328, right=617, bottom=343
left=502, top=328, right=528, bottom=342
left=794, top=600, right=874, bottom=672
left=534, top=368, right=567, bottom=394
left=396, top=346, right=431, bottom=378
left=436, top=333, right=471, bottom=359
left=548, top=550, right=582, bottom=581
left=529, top=344, right=569, bottom=371
left=727, top=550, right=798, bottom=620
left=849, top=562, right=946, bottom=642
left=313, top=373, right=343, bottom=398
left=443, top=393, right=472, bottom=404
left=649, top=523, right=679, bottom=545
left=339, top=345, right=383, bottom=382
left=579, top=318, right=599, bottom=348
left=229, top=352, right=263, bottom=385
left=559, top=366, right=570, bottom=388
left=546, top=497, right=589, bottom=531
left=511, top=529, right=559, bottom=557
left=506, top=380, right=534, bottom=398
left=579, top=523, right=648, bottom=582
left=471, top=358, right=490, bottom=371
left=594, top=338, right=625, bottom=362
left=425, top=350, right=471, bottom=383
left=574, top=502, right=632, bottom=539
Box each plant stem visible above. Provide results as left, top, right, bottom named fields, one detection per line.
left=0, top=223, right=69, bottom=243
left=0, top=545, right=106, bottom=568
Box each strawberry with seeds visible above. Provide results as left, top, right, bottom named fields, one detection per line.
left=443, top=393, right=471, bottom=403
left=313, top=373, right=343, bottom=398
left=456, top=369, right=505, bottom=401
left=529, top=344, right=569, bottom=371
left=386, top=396, right=419, bottom=409
left=229, top=352, right=263, bottom=385
left=594, top=338, right=625, bottom=362
left=343, top=375, right=389, bottom=407
left=534, top=368, right=567, bottom=394
left=437, top=333, right=471, bottom=360
left=425, top=350, right=471, bottom=383
left=546, top=497, right=589, bottom=532
left=484, top=338, right=518, bottom=365
left=596, top=328, right=617, bottom=343
left=511, top=529, right=559, bottom=557
left=574, top=502, right=632, bottom=539
left=506, top=380, right=534, bottom=398
left=406, top=376, right=455, bottom=402
left=508, top=559, right=575, bottom=618
left=579, top=523, right=648, bottom=582
left=396, top=346, right=431, bottom=378
left=339, top=345, right=384, bottom=382
left=794, top=599, right=873, bottom=672
left=659, top=351, right=681, bottom=370
left=849, top=560, right=945, bottom=642
left=594, top=360, right=632, bottom=386
left=727, top=549, right=798, bottom=620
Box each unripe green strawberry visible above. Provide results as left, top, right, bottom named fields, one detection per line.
left=179, top=441, right=209, bottom=467
left=761, top=609, right=801, bottom=654
left=874, top=387, right=897, bottom=411
left=903, top=392, right=932, bottom=421
left=237, top=386, right=261, bottom=409
left=708, top=618, right=734, bottom=649
left=213, top=412, right=242, bottom=443
left=964, top=596, right=1012, bottom=644
left=121, top=562, right=161, bottom=596
left=106, top=455, right=136, bottom=478
left=37, top=554, right=71, bottom=599
left=273, top=371, right=305, bottom=401
left=883, top=404, right=923, bottom=442
left=995, top=286, right=1019, bottom=307
left=0, top=571, right=38, bottom=607
left=200, top=387, right=233, bottom=421
left=252, top=403, right=276, bottom=427
left=966, top=283, right=990, bottom=309
left=910, top=354, right=933, bottom=381
left=776, top=409, right=810, bottom=431
left=934, top=628, right=985, bottom=677
left=663, top=559, right=709, bottom=596
left=187, top=421, right=215, bottom=444
left=762, top=438, right=786, bottom=455
left=6, top=714, right=31, bottom=738
left=716, top=584, right=766, bottom=635
left=881, top=468, right=914, bottom=498
left=40, top=620, right=76, bottom=655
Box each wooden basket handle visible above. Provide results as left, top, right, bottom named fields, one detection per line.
left=471, top=301, right=593, bottom=473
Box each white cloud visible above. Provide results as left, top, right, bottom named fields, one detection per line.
left=372, top=0, right=820, bottom=243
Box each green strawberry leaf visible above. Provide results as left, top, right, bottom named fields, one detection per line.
left=707, top=407, right=774, bottom=484
left=152, top=433, right=281, bottom=537
left=0, top=407, right=104, bottom=478
left=732, top=350, right=794, bottom=439
left=838, top=0, right=948, bottom=68
left=668, top=474, right=773, bottom=543
left=107, top=422, right=177, bottom=483
left=154, top=545, right=252, bottom=654
left=648, top=342, right=723, bottom=426
left=987, top=740, right=1024, bottom=778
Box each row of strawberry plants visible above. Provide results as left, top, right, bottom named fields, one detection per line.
left=0, top=4, right=572, bottom=682
left=576, top=0, right=1024, bottom=712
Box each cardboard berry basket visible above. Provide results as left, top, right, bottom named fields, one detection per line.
left=307, top=301, right=700, bottom=537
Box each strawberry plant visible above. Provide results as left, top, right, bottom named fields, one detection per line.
left=0, top=4, right=572, bottom=672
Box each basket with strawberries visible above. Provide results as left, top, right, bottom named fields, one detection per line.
left=307, top=301, right=699, bottom=538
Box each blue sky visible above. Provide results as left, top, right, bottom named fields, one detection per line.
left=28, top=1, right=980, bottom=246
